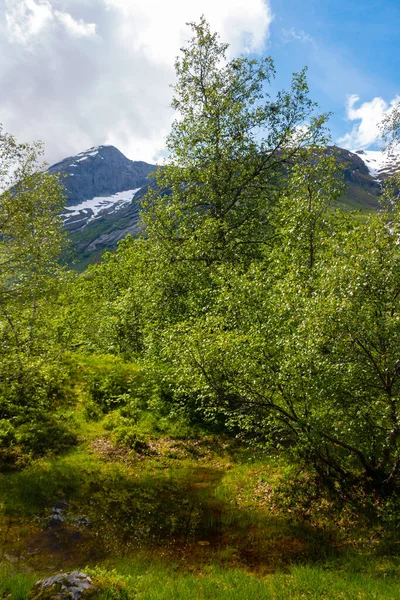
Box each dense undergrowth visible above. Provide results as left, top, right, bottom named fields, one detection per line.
left=1, top=353, right=400, bottom=599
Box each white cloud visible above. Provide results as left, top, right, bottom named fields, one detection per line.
left=5, top=0, right=53, bottom=44
left=103, top=0, right=272, bottom=63
left=281, top=27, right=315, bottom=46
left=0, top=0, right=272, bottom=165
left=338, top=94, right=400, bottom=149
left=4, top=0, right=96, bottom=44
left=54, top=11, right=96, bottom=38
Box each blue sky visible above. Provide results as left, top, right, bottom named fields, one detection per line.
left=0, top=0, right=398, bottom=163
left=266, top=0, right=400, bottom=149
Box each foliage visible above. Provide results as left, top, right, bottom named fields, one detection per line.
left=380, top=98, right=400, bottom=152
left=0, top=565, right=37, bottom=600
left=15, top=415, right=77, bottom=457
left=0, top=127, right=66, bottom=358
left=85, top=567, right=132, bottom=600
left=6, top=20, right=400, bottom=596
left=111, top=424, right=150, bottom=453
left=143, top=17, right=330, bottom=267
left=0, top=126, right=69, bottom=459
left=3, top=14, right=400, bottom=547
left=58, top=20, right=400, bottom=504
left=0, top=355, right=77, bottom=467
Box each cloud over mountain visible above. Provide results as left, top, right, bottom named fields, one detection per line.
left=0, top=0, right=272, bottom=164
left=338, top=94, right=400, bottom=150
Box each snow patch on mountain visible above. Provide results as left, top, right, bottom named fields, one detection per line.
left=353, top=149, right=400, bottom=179
left=72, top=146, right=109, bottom=164
left=62, top=188, right=141, bottom=226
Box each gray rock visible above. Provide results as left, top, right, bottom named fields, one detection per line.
left=47, top=502, right=69, bottom=527
left=48, top=145, right=155, bottom=207
left=31, top=571, right=94, bottom=600
left=72, top=516, right=90, bottom=527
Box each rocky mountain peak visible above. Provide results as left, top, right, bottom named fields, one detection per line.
left=48, top=145, right=156, bottom=207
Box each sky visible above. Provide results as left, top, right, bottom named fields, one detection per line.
left=0, top=0, right=399, bottom=165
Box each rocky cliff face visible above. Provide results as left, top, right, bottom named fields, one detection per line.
left=48, top=145, right=156, bottom=266
left=49, top=145, right=398, bottom=269
left=48, top=145, right=155, bottom=207
left=330, top=146, right=382, bottom=210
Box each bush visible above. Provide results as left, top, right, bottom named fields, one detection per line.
left=83, top=400, right=104, bottom=422
left=0, top=357, right=76, bottom=423
left=15, top=416, right=78, bottom=457
left=0, top=418, right=16, bottom=446
left=0, top=419, right=24, bottom=472
left=86, top=567, right=132, bottom=600
left=71, top=354, right=142, bottom=414
left=112, top=425, right=150, bottom=454
left=0, top=447, right=28, bottom=472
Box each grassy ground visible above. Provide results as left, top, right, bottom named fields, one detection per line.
left=2, top=558, right=400, bottom=599
left=1, top=356, right=400, bottom=598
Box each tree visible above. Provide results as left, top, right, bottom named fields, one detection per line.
left=381, top=99, right=400, bottom=153
left=131, top=17, right=333, bottom=366
left=142, top=17, right=330, bottom=267
left=270, top=148, right=344, bottom=281
left=162, top=182, right=400, bottom=496
left=0, top=126, right=67, bottom=422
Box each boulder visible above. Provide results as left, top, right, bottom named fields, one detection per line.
left=28, top=571, right=94, bottom=600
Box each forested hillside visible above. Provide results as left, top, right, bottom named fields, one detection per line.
left=2, top=18, right=400, bottom=600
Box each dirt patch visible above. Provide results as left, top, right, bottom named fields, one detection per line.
left=91, top=438, right=133, bottom=463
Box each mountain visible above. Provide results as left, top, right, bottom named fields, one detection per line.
left=49, top=145, right=156, bottom=266
left=51, top=145, right=399, bottom=269
left=351, top=149, right=400, bottom=179
left=49, top=145, right=155, bottom=209
left=332, top=147, right=382, bottom=210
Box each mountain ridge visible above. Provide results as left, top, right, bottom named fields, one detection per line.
left=51, top=144, right=399, bottom=268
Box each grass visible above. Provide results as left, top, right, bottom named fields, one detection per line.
left=130, top=562, right=400, bottom=599
left=1, top=353, right=400, bottom=597
left=1, top=439, right=399, bottom=597
left=2, top=560, right=400, bottom=599
left=0, top=565, right=37, bottom=600
left=0, top=439, right=335, bottom=572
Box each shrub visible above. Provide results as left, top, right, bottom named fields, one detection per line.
left=15, top=416, right=78, bottom=457
left=83, top=400, right=104, bottom=422
left=0, top=418, right=16, bottom=447
left=86, top=567, right=132, bottom=600
left=0, top=357, right=76, bottom=423
left=72, top=354, right=141, bottom=414
left=0, top=419, right=23, bottom=472
left=112, top=425, right=150, bottom=454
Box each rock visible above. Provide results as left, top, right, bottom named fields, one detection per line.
left=29, top=571, right=94, bottom=600
left=48, top=145, right=155, bottom=207
left=47, top=503, right=68, bottom=528
left=72, top=516, right=90, bottom=527
left=46, top=501, right=91, bottom=530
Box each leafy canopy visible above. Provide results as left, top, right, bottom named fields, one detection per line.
left=143, top=16, right=330, bottom=266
